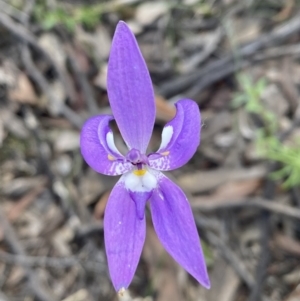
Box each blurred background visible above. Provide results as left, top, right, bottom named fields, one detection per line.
left=1, top=0, right=300, bottom=300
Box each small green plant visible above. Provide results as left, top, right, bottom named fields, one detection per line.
left=201, top=240, right=214, bottom=267
left=34, top=2, right=104, bottom=31
left=233, top=74, right=300, bottom=189
left=257, top=135, right=300, bottom=188
left=232, top=74, right=266, bottom=111
left=232, top=74, right=277, bottom=133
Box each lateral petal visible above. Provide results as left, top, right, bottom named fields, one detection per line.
left=80, top=115, right=132, bottom=175
left=104, top=177, right=146, bottom=291
left=150, top=174, right=210, bottom=288
left=148, top=99, right=201, bottom=170
left=107, top=21, right=155, bottom=153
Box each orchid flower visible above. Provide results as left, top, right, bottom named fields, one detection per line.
left=80, top=21, right=210, bottom=292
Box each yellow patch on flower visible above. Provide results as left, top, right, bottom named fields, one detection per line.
left=161, top=151, right=170, bottom=156
left=107, top=154, right=115, bottom=161
left=133, top=169, right=147, bottom=176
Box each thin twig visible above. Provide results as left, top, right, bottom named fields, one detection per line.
left=21, top=45, right=83, bottom=129
left=12, top=0, right=80, bottom=128
left=0, top=250, right=105, bottom=272
left=0, top=0, right=28, bottom=22
left=206, top=229, right=255, bottom=289
left=247, top=168, right=276, bottom=301
left=247, top=107, right=300, bottom=300
left=0, top=251, right=78, bottom=268
left=192, top=197, right=300, bottom=219
left=0, top=210, right=57, bottom=301
left=180, top=27, right=223, bottom=73
left=253, top=43, right=300, bottom=61
left=0, top=11, right=77, bottom=102
left=158, top=13, right=300, bottom=98
left=64, top=43, right=99, bottom=114
left=195, top=213, right=256, bottom=289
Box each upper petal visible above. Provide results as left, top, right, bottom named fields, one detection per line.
left=150, top=174, right=210, bottom=288
left=104, top=177, right=146, bottom=291
left=148, top=99, right=201, bottom=170
left=80, top=115, right=132, bottom=175
left=107, top=21, right=156, bottom=153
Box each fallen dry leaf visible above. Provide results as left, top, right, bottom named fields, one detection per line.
left=6, top=266, right=25, bottom=287
left=213, top=178, right=261, bottom=199
left=135, top=2, right=168, bottom=26
left=190, top=179, right=261, bottom=209
left=7, top=181, right=47, bottom=222
left=38, top=33, right=66, bottom=70
left=54, top=130, right=80, bottom=152
left=94, top=191, right=110, bottom=220
left=178, top=165, right=267, bottom=194
left=1, top=176, right=47, bottom=197
left=155, top=95, right=176, bottom=123
left=204, top=258, right=240, bottom=301
left=273, top=0, right=294, bottom=22
left=62, top=289, right=91, bottom=301
left=273, top=234, right=300, bottom=257
left=284, top=284, right=300, bottom=301
left=8, top=72, right=38, bottom=105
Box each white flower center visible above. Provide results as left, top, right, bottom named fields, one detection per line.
left=124, top=168, right=158, bottom=192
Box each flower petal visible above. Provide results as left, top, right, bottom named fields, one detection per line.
left=80, top=115, right=132, bottom=175
left=148, top=99, right=201, bottom=170
left=107, top=21, right=155, bottom=153
left=150, top=174, right=210, bottom=288
left=104, top=177, right=146, bottom=291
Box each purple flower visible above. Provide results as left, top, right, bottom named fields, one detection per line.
left=80, top=21, right=210, bottom=292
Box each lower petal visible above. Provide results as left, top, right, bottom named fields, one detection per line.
left=104, top=177, right=146, bottom=291
left=150, top=174, right=210, bottom=288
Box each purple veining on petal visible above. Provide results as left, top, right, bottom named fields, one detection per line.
left=150, top=174, right=210, bottom=288
left=80, top=115, right=132, bottom=175
left=104, top=177, right=146, bottom=291
left=107, top=21, right=155, bottom=153
left=148, top=99, right=201, bottom=171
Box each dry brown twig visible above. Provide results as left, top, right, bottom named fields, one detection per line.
left=64, top=43, right=98, bottom=114
left=21, top=44, right=83, bottom=129
left=0, top=11, right=76, bottom=102
left=0, top=10, right=85, bottom=129
left=191, top=197, right=300, bottom=220
left=0, top=249, right=106, bottom=273
left=0, top=210, right=58, bottom=301
left=159, top=12, right=300, bottom=99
